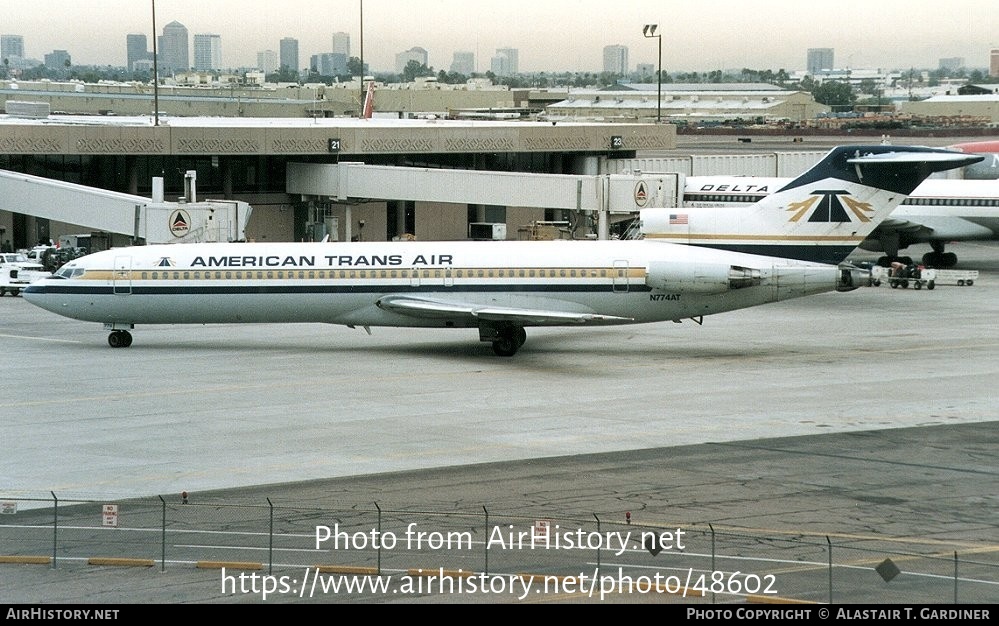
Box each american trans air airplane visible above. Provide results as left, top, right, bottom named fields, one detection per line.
left=641, top=149, right=987, bottom=267
left=24, top=145, right=977, bottom=356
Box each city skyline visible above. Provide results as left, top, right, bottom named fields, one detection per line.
left=2, top=0, right=997, bottom=74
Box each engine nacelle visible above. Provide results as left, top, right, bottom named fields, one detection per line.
left=646, top=260, right=762, bottom=294
left=836, top=264, right=872, bottom=291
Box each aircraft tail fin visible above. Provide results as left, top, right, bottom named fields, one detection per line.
left=642, top=145, right=982, bottom=264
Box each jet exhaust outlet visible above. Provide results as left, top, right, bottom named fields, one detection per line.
left=836, top=264, right=872, bottom=292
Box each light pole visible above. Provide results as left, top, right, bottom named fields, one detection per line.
left=151, top=0, right=159, bottom=126
left=359, top=0, right=364, bottom=108
left=642, top=24, right=661, bottom=123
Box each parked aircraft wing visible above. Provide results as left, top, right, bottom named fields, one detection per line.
left=376, top=294, right=632, bottom=325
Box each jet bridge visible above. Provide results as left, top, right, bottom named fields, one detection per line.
left=0, top=169, right=251, bottom=245
left=286, top=162, right=681, bottom=240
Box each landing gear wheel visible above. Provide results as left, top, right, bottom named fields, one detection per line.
left=513, top=326, right=526, bottom=348
left=492, top=337, right=517, bottom=357
left=108, top=330, right=133, bottom=348
left=941, top=252, right=958, bottom=268
left=491, top=327, right=526, bottom=357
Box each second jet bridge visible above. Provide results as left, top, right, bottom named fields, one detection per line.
left=286, top=162, right=681, bottom=240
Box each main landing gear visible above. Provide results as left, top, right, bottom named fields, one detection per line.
left=876, top=242, right=958, bottom=269
left=484, top=325, right=527, bottom=357
left=921, top=250, right=958, bottom=268
left=108, top=330, right=133, bottom=348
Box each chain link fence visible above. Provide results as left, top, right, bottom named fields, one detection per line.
left=1, top=494, right=996, bottom=603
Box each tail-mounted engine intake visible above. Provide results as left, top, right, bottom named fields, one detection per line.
left=646, top=261, right=762, bottom=294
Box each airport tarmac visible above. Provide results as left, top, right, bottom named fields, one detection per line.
left=1, top=242, right=998, bottom=603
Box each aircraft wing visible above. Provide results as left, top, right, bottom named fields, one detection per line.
left=872, top=215, right=995, bottom=246
left=376, top=295, right=633, bottom=325
left=875, top=217, right=931, bottom=236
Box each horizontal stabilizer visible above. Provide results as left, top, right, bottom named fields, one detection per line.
left=847, top=151, right=984, bottom=165
left=781, top=145, right=984, bottom=196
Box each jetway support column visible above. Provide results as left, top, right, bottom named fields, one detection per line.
left=126, top=156, right=139, bottom=196
left=395, top=201, right=407, bottom=237
left=222, top=158, right=233, bottom=199
left=598, top=176, right=609, bottom=240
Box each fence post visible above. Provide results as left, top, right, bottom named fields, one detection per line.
left=267, top=498, right=274, bottom=576
left=158, top=495, right=166, bottom=572
left=827, top=536, right=833, bottom=604
left=593, top=513, right=601, bottom=574
left=375, top=502, right=382, bottom=576
left=483, top=506, right=489, bottom=577
left=709, top=523, right=715, bottom=604
left=51, top=492, right=57, bottom=569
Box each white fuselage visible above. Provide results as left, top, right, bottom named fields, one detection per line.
left=24, top=240, right=844, bottom=330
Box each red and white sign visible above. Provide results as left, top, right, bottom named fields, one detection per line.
left=533, top=519, right=551, bottom=541
left=102, top=503, right=119, bottom=528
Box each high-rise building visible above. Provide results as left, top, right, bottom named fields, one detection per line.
left=193, top=33, right=222, bottom=71
left=491, top=47, right=518, bottom=76
left=257, top=50, right=278, bottom=75
left=1, top=34, right=25, bottom=60
left=44, top=50, right=70, bottom=70
left=280, top=37, right=299, bottom=72
left=807, top=48, right=834, bottom=75
left=158, top=21, right=189, bottom=72
left=938, top=57, right=964, bottom=72
left=603, top=45, right=628, bottom=75
left=332, top=32, right=350, bottom=57
left=395, top=47, right=428, bottom=74
left=312, top=52, right=348, bottom=77
left=126, top=34, right=149, bottom=71
left=450, top=51, right=474, bottom=75
left=991, top=49, right=999, bottom=78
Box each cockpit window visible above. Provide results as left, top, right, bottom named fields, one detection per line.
left=55, top=266, right=85, bottom=279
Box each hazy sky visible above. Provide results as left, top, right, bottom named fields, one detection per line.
left=3, top=0, right=997, bottom=73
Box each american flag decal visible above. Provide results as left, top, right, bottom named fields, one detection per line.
left=669, top=213, right=688, bottom=225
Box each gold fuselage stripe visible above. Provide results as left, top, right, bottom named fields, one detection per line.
left=77, top=266, right=647, bottom=281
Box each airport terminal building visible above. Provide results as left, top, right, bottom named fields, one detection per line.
left=0, top=111, right=674, bottom=248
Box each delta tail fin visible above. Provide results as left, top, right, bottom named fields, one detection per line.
left=641, top=145, right=983, bottom=264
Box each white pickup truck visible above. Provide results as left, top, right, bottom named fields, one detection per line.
left=0, top=252, right=52, bottom=296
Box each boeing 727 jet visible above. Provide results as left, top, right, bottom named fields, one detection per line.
left=24, top=145, right=978, bottom=356
left=640, top=153, right=987, bottom=266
